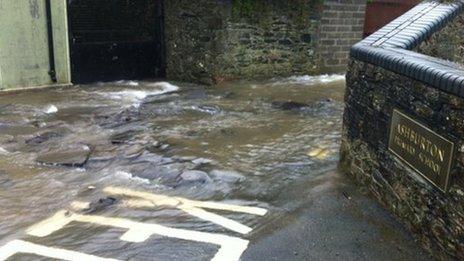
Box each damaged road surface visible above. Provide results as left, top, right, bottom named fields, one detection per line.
left=0, top=77, right=430, bottom=260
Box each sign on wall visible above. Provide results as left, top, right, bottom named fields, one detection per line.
left=388, top=109, right=454, bottom=192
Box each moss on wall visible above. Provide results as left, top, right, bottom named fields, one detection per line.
left=216, top=0, right=324, bottom=82
left=231, top=0, right=321, bottom=27
left=417, top=12, right=464, bottom=67
left=164, top=0, right=365, bottom=84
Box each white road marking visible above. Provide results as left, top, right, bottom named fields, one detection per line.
left=20, top=187, right=268, bottom=261
left=122, top=199, right=253, bottom=234
left=27, top=211, right=74, bottom=238
left=0, top=240, right=118, bottom=261
left=26, top=210, right=249, bottom=261
left=104, top=186, right=267, bottom=215
left=103, top=186, right=267, bottom=234
left=70, top=201, right=90, bottom=210
left=179, top=206, right=252, bottom=234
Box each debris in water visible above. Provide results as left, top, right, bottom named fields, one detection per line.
left=342, top=191, right=352, bottom=200
left=307, top=148, right=323, bottom=157
left=81, top=197, right=118, bottom=214
left=306, top=148, right=331, bottom=160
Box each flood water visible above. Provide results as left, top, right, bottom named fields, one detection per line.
left=0, top=76, right=430, bottom=260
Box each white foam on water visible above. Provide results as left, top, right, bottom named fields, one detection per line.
left=100, top=81, right=180, bottom=108
left=115, top=80, right=139, bottom=86
left=146, top=81, right=180, bottom=90
left=114, top=171, right=150, bottom=184
left=44, top=105, right=58, bottom=114
left=271, top=74, right=345, bottom=86
left=0, top=147, right=9, bottom=155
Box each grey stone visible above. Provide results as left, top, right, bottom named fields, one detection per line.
left=210, top=169, right=245, bottom=183
left=132, top=152, right=173, bottom=165
left=179, top=170, right=211, bottom=185
left=132, top=163, right=184, bottom=185
left=300, top=34, right=312, bottom=43
left=272, top=101, right=308, bottom=111
left=0, top=178, right=13, bottom=188
left=110, top=129, right=142, bottom=144
left=0, top=170, right=12, bottom=188
left=192, top=158, right=215, bottom=165
left=81, top=197, right=118, bottom=214
left=240, top=38, right=252, bottom=44
left=26, top=132, right=63, bottom=145
left=123, top=144, right=145, bottom=159
left=279, top=39, right=293, bottom=45
left=37, top=147, right=91, bottom=167
left=98, top=109, right=140, bottom=128
left=172, top=156, right=197, bottom=162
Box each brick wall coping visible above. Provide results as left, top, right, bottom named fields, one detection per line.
left=350, top=1, right=464, bottom=97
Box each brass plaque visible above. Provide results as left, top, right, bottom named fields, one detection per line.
left=388, top=109, right=454, bottom=192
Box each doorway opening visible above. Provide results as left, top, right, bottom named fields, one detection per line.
left=67, top=0, right=165, bottom=83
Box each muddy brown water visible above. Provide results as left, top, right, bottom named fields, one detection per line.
left=0, top=76, right=430, bottom=260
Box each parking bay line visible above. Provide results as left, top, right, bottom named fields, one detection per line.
left=0, top=239, right=118, bottom=261
left=118, top=199, right=253, bottom=234
left=22, top=187, right=268, bottom=261
left=103, top=186, right=268, bottom=216
left=26, top=210, right=249, bottom=261
left=103, top=186, right=266, bottom=234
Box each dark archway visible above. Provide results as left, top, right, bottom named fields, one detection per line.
left=67, top=0, right=165, bottom=83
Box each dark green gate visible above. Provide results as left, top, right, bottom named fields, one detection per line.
left=67, top=0, right=165, bottom=83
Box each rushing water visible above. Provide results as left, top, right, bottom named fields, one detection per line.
left=0, top=75, right=429, bottom=260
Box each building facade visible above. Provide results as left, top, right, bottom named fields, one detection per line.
left=0, top=0, right=367, bottom=90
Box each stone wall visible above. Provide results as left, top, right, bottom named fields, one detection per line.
left=417, top=12, right=464, bottom=67
left=215, top=0, right=323, bottom=82
left=164, top=0, right=229, bottom=84
left=164, top=0, right=366, bottom=84
left=340, top=60, right=464, bottom=260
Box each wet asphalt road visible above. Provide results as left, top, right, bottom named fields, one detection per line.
left=0, top=77, right=434, bottom=260
left=242, top=171, right=432, bottom=261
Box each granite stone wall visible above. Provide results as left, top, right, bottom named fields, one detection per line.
left=214, top=0, right=323, bottom=82
left=417, top=12, right=464, bottom=67
left=341, top=60, right=464, bottom=260
left=164, top=0, right=229, bottom=84
left=164, top=0, right=366, bottom=84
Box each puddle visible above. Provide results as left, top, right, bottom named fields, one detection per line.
left=0, top=75, right=430, bottom=260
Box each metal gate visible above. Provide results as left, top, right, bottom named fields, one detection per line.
left=67, top=0, right=165, bottom=83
